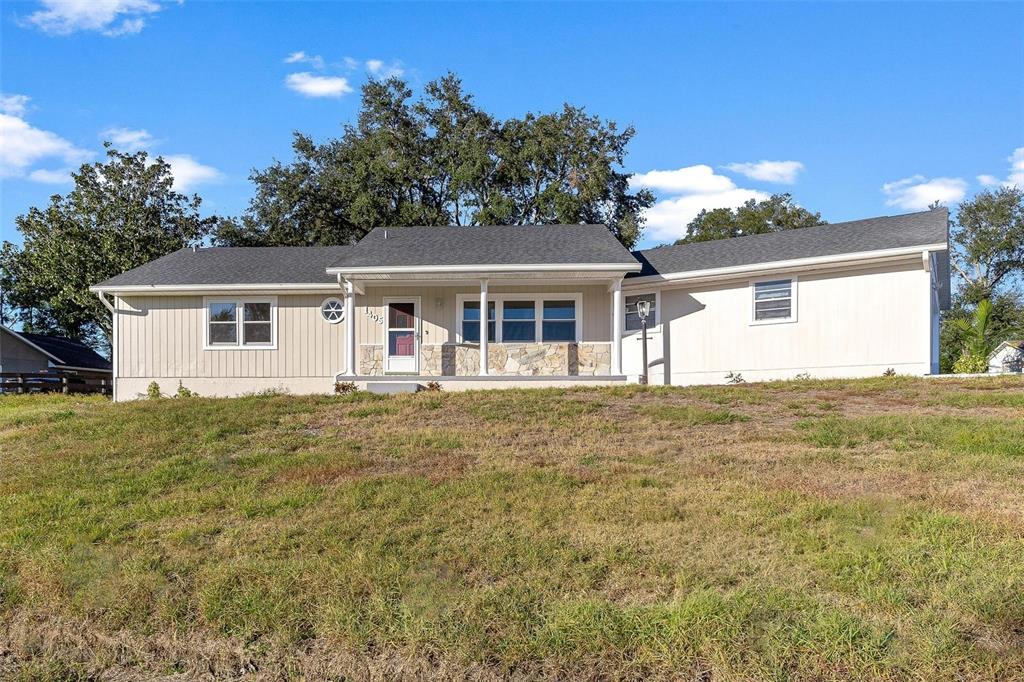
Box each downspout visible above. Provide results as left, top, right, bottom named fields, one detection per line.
left=96, top=291, right=118, bottom=400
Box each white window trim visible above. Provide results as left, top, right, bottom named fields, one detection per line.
left=456, top=293, right=583, bottom=344
left=623, top=290, right=661, bottom=336
left=203, top=296, right=278, bottom=350
left=749, top=276, right=798, bottom=326
left=321, top=297, right=346, bottom=324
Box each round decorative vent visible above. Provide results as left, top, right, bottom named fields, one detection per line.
left=321, top=297, right=345, bottom=323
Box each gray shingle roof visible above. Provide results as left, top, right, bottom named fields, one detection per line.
left=629, top=208, right=949, bottom=278
left=329, top=225, right=638, bottom=269
left=14, top=330, right=111, bottom=371
left=94, top=246, right=353, bottom=287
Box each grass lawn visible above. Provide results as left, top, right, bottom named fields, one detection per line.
left=1, top=376, right=1023, bottom=680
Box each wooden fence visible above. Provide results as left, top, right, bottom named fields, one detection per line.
left=0, top=372, right=112, bottom=396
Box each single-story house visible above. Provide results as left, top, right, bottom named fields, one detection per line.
left=0, top=325, right=112, bottom=378
left=988, top=340, right=1023, bottom=374
left=90, top=207, right=950, bottom=400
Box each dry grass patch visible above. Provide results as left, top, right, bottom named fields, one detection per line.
left=1, top=376, right=1023, bottom=680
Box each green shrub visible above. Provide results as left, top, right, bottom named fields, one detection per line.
left=146, top=381, right=161, bottom=399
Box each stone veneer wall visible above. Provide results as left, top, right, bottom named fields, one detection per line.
left=359, top=345, right=383, bottom=375
left=416, top=342, right=611, bottom=376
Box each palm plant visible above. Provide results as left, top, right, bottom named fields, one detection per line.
left=951, top=298, right=994, bottom=374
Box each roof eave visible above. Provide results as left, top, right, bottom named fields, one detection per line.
left=326, top=262, right=642, bottom=277
left=625, top=242, right=947, bottom=287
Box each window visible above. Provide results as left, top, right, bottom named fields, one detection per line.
left=205, top=298, right=276, bottom=348
left=208, top=302, right=237, bottom=344
left=461, top=301, right=496, bottom=343
left=458, top=294, right=582, bottom=343
left=752, top=279, right=794, bottom=322
left=542, top=300, right=576, bottom=341
left=321, top=297, right=345, bottom=323
left=502, top=300, right=536, bottom=342
left=243, top=302, right=272, bottom=344
left=625, top=293, right=657, bottom=332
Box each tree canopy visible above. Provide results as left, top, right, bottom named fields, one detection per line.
left=673, top=193, right=826, bottom=245
left=216, top=73, right=654, bottom=249
left=0, top=146, right=215, bottom=346
left=949, top=186, right=1024, bottom=304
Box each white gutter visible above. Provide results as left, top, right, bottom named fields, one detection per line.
left=624, top=242, right=947, bottom=288
left=89, top=282, right=341, bottom=294
left=325, top=262, right=642, bottom=276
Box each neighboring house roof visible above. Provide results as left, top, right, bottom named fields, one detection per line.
left=328, top=224, right=640, bottom=270
left=988, top=340, right=1024, bottom=359
left=629, top=208, right=949, bottom=279
left=93, top=246, right=354, bottom=288
left=1, top=326, right=111, bottom=372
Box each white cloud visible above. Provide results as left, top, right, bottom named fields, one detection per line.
left=24, top=0, right=164, bottom=36
left=160, top=154, right=222, bottom=192
left=630, top=165, right=736, bottom=194
left=0, top=112, right=90, bottom=180
left=0, top=93, right=30, bottom=116
left=285, top=72, right=353, bottom=98
left=27, top=167, right=73, bottom=183
left=366, top=58, right=404, bottom=78
left=632, top=164, right=773, bottom=241
left=643, top=188, right=771, bottom=242
left=980, top=147, right=1024, bottom=189
left=881, top=175, right=967, bottom=210
left=284, top=51, right=325, bottom=69
left=101, top=126, right=153, bottom=152
left=723, top=160, right=804, bottom=184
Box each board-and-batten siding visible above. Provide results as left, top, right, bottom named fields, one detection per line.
left=356, top=284, right=612, bottom=345
left=116, top=294, right=346, bottom=378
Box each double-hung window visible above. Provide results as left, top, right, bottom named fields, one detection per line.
left=461, top=301, right=496, bottom=343
left=206, top=297, right=276, bottom=348
left=542, top=300, right=576, bottom=341
left=502, top=301, right=536, bottom=342
left=752, top=279, right=794, bottom=323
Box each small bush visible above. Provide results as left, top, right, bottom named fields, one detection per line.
left=725, top=371, right=746, bottom=384
left=175, top=381, right=196, bottom=398
left=424, top=381, right=443, bottom=392
left=882, top=368, right=897, bottom=377
left=334, top=381, right=358, bottom=395
left=146, top=381, right=161, bottom=399
left=794, top=373, right=812, bottom=381
left=951, top=353, right=987, bottom=374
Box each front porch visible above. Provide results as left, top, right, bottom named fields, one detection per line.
left=333, top=277, right=631, bottom=381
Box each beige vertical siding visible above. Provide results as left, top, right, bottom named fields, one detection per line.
left=117, top=294, right=347, bottom=378
left=625, top=258, right=933, bottom=385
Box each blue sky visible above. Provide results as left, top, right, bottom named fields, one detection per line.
left=1, top=1, right=1022, bottom=249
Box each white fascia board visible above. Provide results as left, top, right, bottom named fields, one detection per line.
left=325, top=262, right=642, bottom=276
left=622, top=243, right=947, bottom=289
left=89, top=283, right=341, bottom=295
left=52, top=364, right=113, bottom=374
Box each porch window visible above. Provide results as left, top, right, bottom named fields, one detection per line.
left=502, top=301, right=536, bottom=342
left=542, top=300, right=576, bottom=341
left=625, top=293, right=657, bottom=332
left=752, top=279, right=794, bottom=322
left=461, top=301, right=496, bottom=343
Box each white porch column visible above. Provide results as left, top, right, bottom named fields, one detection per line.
left=344, top=279, right=356, bottom=375
left=479, top=279, right=489, bottom=376
left=611, top=278, right=623, bottom=375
